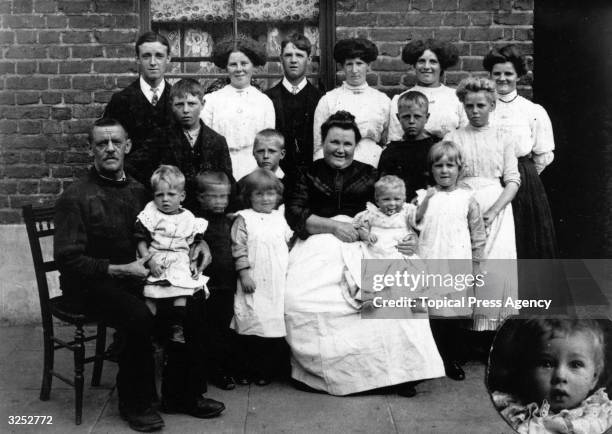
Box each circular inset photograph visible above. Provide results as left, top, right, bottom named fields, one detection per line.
left=487, top=317, right=612, bottom=433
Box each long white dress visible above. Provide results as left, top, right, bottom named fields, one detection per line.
left=201, top=84, right=275, bottom=180
left=388, top=84, right=467, bottom=142
left=313, top=82, right=390, bottom=167
left=416, top=188, right=486, bottom=316
left=285, top=215, right=445, bottom=395
left=230, top=207, right=292, bottom=338
left=445, top=125, right=521, bottom=330
left=138, top=201, right=209, bottom=298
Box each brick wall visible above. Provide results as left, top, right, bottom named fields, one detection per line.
left=0, top=0, right=140, bottom=223
left=0, top=0, right=534, bottom=223
left=336, top=0, right=534, bottom=97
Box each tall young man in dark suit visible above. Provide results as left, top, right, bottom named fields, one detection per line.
left=104, top=32, right=175, bottom=185
left=265, top=33, right=322, bottom=179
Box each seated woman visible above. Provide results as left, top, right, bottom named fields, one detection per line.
left=285, top=111, right=445, bottom=396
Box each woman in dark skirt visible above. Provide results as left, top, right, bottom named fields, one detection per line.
left=483, top=45, right=557, bottom=259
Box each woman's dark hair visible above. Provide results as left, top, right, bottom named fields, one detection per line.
left=333, top=38, right=378, bottom=64
left=320, top=111, right=362, bottom=144
left=401, top=39, right=459, bottom=72
left=240, top=168, right=284, bottom=208
left=489, top=318, right=607, bottom=404
left=483, top=44, right=528, bottom=77
left=212, top=36, right=267, bottom=69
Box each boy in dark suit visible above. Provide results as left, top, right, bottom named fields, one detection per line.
left=104, top=31, right=175, bottom=185
left=265, top=33, right=322, bottom=178
left=166, top=79, right=233, bottom=210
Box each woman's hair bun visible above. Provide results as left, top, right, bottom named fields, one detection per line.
left=328, top=110, right=356, bottom=123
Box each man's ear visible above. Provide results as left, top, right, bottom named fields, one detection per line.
left=124, top=138, right=132, bottom=155
left=87, top=142, right=94, bottom=157
left=280, top=149, right=286, bottom=159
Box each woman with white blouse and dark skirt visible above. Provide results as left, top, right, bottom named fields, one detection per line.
left=313, top=38, right=390, bottom=167
left=201, top=37, right=275, bottom=181
left=388, top=39, right=467, bottom=142
left=483, top=45, right=557, bottom=259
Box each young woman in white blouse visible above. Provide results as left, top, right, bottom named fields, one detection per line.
left=483, top=45, right=557, bottom=259
left=388, top=39, right=467, bottom=142
left=201, top=37, right=275, bottom=180
left=312, top=38, right=390, bottom=167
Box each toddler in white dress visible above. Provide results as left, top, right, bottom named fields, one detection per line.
left=348, top=175, right=428, bottom=310
left=231, top=168, right=293, bottom=385
left=135, top=165, right=209, bottom=343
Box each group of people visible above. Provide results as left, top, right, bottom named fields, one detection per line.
left=51, top=29, right=577, bottom=433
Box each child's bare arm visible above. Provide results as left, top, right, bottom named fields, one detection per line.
left=137, top=240, right=164, bottom=278
left=415, top=187, right=436, bottom=222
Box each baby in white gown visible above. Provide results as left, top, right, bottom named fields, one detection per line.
left=347, top=175, right=429, bottom=310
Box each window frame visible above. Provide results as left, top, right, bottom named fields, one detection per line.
left=139, top=0, right=336, bottom=91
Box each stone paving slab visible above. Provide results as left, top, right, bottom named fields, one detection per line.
left=0, top=326, right=516, bottom=433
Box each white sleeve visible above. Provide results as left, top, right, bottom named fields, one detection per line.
left=312, top=95, right=330, bottom=159
left=387, top=94, right=404, bottom=143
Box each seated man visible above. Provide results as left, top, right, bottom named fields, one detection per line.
left=54, top=118, right=224, bottom=432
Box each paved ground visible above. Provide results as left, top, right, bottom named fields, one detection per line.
left=0, top=325, right=514, bottom=434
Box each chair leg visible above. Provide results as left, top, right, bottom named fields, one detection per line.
left=91, top=324, right=106, bottom=387
left=73, top=325, right=85, bottom=425
left=40, top=329, right=54, bottom=401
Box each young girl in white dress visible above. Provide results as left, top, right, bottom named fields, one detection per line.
left=230, top=168, right=293, bottom=385
left=415, top=141, right=486, bottom=381
left=135, top=165, right=209, bottom=343
left=445, top=77, right=521, bottom=334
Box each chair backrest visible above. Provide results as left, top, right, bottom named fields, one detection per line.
left=22, top=204, right=56, bottom=330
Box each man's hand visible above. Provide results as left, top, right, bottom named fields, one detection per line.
left=108, top=253, right=152, bottom=279
left=189, top=240, right=212, bottom=275
left=239, top=269, right=256, bottom=293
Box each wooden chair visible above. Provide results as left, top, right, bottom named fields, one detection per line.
left=22, top=204, right=109, bottom=425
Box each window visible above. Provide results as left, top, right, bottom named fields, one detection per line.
left=141, top=0, right=335, bottom=91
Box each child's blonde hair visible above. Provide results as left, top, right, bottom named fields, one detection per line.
left=397, top=90, right=429, bottom=112
left=240, top=168, right=284, bottom=208
left=150, top=165, right=185, bottom=191
left=254, top=128, right=285, bottom=149
left=374, top=175, right=406, bottom=201
left=427, top=141, right=464, bottom=181
left=455, top=76, right=497, bottom=105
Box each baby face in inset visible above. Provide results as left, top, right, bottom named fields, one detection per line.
left=529, top=330, right=601, bottom=412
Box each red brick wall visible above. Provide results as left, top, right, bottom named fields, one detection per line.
left=0, top=0, right=534, bottom=223
left=0, top=0, right=140, bottom=223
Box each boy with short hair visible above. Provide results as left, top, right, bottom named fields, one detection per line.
left=234, top=129, right=292, bottom=209
left=167, top=79, right=233, bottom=210
left=378, top=91, right=441, bottom=201
left=194, top=170, right=238, bottom=390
